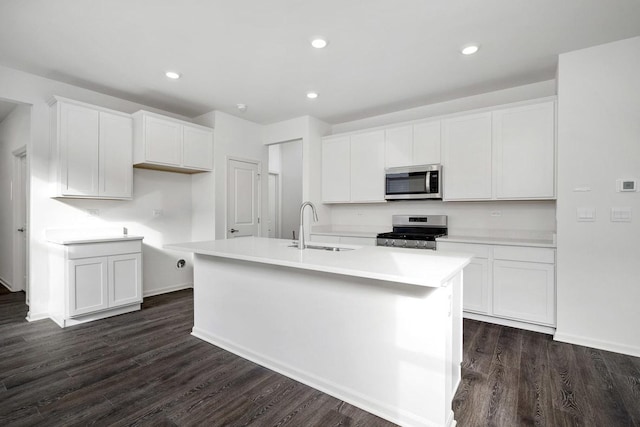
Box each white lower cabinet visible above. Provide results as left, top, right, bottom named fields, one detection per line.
left=493, top=260, right=555, bottom=325
left=438, top=241, right=555, bottom=329
left=50, top=238, right=143, bottom=327
left=463, top=258, right=491, bottom=314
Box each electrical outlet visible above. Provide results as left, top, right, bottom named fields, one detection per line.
left=490, top=210, right=502, bottom=217
left=87, top=209, right=100, bottom=216
left=153, top=209, right=163, bottom=217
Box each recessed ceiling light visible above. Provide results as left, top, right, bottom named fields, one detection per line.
left=306, top=92, right=319, bottom=99
left=237, top=103, right=247, bottom=112
left=461, top=45, right=479, bottom=55
left=311, top=38, right=328, bottom=49
left=165, top=71, right=181, bottom=79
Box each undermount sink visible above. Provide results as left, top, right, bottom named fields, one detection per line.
left=288, top=243, right=354, bottom=252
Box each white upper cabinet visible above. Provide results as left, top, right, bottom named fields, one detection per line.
left=413, top=121, right=441, bottom=165
left=322, top=135, right=351, bottom=202
left=442, top=99, right=556, bottom=201
left=493, top=101, right=555, bottom=199
left=442, top=112, right=493, bottom=200
left=322, top=130, right=385, bottom=203
left=385, top=125, right=413, bottom=168
left=133, top=111, right=213, bottom=173
left=385, top=121, right=441, bottom=168
left=50, top=97, right=133, bottom=200
left=99, top=112, right=133, bottom=198
left=351, top=130, right=385, bottom=202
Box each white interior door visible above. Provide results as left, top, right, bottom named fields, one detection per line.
left=227, top=158, right=260, bottom=238
left=267, top=173, right=279, bottom=238
left=13, top=149, right=27, bottom=296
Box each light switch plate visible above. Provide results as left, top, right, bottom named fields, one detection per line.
left=611, top=207, right=632, bottom=222
left=617, top=179, right=637, bottom=192
left=577, top=207, right=596, bottom=222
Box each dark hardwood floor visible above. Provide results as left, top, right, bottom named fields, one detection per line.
left=1, top=286, right=639, bottom=426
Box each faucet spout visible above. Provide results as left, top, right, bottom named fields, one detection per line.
left=298, top=201, right=318, bottom=249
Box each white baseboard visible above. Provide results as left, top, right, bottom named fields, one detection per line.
left=0, top=275, right=13, bottom=291
left=464, top=311, right=556, bottom=335
left=26, top=311, right=50, bottom=322
left=554, top=331, right=640, bottom=358
left=143, top=282, right=193, bottom=298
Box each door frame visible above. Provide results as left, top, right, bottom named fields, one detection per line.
left=268, top=172, right=281, bottom=238
left=226, top=155, right=262, bottom=238
left=12, top=146, right=28, bottom=299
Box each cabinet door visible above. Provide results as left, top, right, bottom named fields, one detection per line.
left=385, top=125, right=413, bottom=168
left=413, top=121, right=441, bottom=165
left=183, top=125, right=213, bottom=170
left=462, top=258, right=490, bottom=314
left=350, top=130, right=385, bottom=202
left=60, top=102, right=100, bottom=196
left=68, top=257, right=109, bottom=317
left=99, top=112, right=132, bottom=198
left=108, top=253, right=142, bottom=308
left=493, top=260, right=555, bottom=325
left=322, top=136, right=351, bottom=202
left=442, top=112, right=492, bottom=200
left=493, top=101, right=555, bottom=199
left=144, top=115, right=182, bottom=166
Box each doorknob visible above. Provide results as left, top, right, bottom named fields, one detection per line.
left=17, top=227, right=25, bottom=232
left=229, top=228, right=239, bottom=233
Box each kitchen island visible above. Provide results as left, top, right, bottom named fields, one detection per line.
left=166, top=237, right=470, bottom=427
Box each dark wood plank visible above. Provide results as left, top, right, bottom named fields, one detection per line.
left=2, top=287, right=639, bottom=427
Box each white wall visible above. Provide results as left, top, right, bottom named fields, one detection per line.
left=555, top=37, right=640, bottom=357
left=330, top=201, right=556, bottom=237
left=262, top=116, right=333, bottom=240
left=195, top=110, right=265, bottom=240
left=0, top=65, right=196, bottom=319
left=0, top=103, right=30, bottom=290
left=279, top=140, right=303, bottom=239
left=332, top=80, right=556, bottom=133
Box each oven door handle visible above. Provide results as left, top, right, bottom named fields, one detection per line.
left=425, top=171, right=431, bottom=193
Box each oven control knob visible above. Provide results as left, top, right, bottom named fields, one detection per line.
left=390, top=240, right=395, bottom=246
left=399, top=240, right=406, bottom=247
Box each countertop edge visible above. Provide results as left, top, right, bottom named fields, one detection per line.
left=47, top=236, right=144, bottom=245
left=165, top=241, right=470, bottom=289
left=437, top=236, right=556, bottom=248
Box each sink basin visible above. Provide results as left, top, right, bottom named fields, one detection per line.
left=288, top=244, right=354, bottom=252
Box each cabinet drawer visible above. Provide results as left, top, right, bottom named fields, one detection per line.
left=493, top=246, right=554, bottom=264
left=67, top=240, right=142, bottom=259
left=340, top=236, right=376, bottom=246
left=437, top=242, right=491, bottom=258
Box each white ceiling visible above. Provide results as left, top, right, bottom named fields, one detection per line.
left=1, top=0, right=639, bottom=125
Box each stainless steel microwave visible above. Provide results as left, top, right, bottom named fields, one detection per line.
left=385, top=164, right=443, bottom=200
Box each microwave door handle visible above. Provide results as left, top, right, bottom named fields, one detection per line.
left=425, top=171, right=431, bottom=193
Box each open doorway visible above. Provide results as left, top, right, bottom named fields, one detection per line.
left=268, top=140, right=302, bottom=239
left=0, top=99, right=30, bottom=302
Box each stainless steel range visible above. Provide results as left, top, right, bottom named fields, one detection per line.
left=376, top=215, right=447, bottom=250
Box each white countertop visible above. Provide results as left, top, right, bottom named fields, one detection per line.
left=47, top=235, right=144, bottom=245
left=437, top=235, right=556, bottom=248
left=166, top=237, right=470, bottom=288
left=310, top=225, right=389, bottom=238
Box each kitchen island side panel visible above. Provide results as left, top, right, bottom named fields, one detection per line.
left=191, top=253, right=461, bottom=427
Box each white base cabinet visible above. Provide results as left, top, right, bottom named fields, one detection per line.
left=438, top=241, right=556, bottom=329
left=50, top=238, right=143, bottom=328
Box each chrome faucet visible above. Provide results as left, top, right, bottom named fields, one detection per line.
left=298, top=201, right=318, bottom=249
